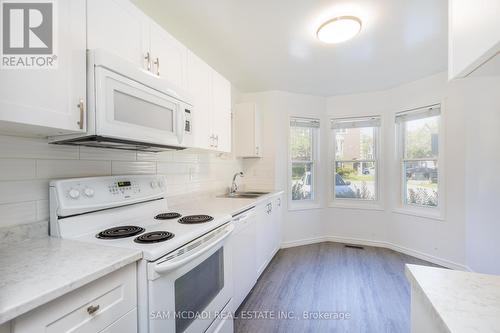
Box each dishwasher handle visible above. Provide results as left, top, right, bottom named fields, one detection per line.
left=154, top=223, right=234, bottom=274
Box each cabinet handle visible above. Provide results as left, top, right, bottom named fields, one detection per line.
left=154, top=57, right=160, bottom=76
left=87, top=304, right=100, bottom=315
left=215, top=135, right=219, bottom=148
left=277, top=198, right=281, bottom=207
left=209, top=134, right=214, bottom=147
left=144, top=52, right=151, bottom=71
left=256, top=146, right=259, bottom=155
left=77, top=98, right=84, bottom=130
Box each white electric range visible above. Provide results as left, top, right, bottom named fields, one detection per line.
left=49, top=175, right=234, bottom=333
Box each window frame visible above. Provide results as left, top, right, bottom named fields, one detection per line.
left=395, top=104, right=445, bottom=219
left=288, top=116, right=320, bottom=210
left=329, top=116, right=382, bottom=209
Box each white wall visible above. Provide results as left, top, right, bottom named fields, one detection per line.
left=462, top=76, right=500, bottom=274
left=327, top=72, right=466, bottom=268
left=238, top=72, right=495, bottom=270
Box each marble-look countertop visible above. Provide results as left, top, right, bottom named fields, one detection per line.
left=405, top=264, right=500, bottom=333
left=0, top=237, right=142, bottom=324
left=170, top=190, right=285, bottom=217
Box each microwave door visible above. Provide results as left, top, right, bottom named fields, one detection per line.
left=95, top=67, right=184, bottom=146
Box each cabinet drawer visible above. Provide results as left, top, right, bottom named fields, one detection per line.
left=12, top=264, right=137, bottom=333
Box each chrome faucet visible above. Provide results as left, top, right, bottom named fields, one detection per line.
left=230, top=172, right=244, bottom=195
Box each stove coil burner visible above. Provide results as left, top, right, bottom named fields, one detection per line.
left=96, top=226, right=145, bottom=239
left=154, top=212, right=182, bottom=220
left=134, top=231, right=174, bottom=244
left=178, top=215, right=214, bottom=224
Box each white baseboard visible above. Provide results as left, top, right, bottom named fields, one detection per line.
left=281, top=235, right=469, bottom=271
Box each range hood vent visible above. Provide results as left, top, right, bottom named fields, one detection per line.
left=50, top=135, right=185, bottom=152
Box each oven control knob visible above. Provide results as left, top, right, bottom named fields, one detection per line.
left=84, top=188, right=95, bottom=198
left=68, top=188, right=80, bottom=199
left=157, top=180, right=164, bottom=188
left=150, top=181, right=157, bottom=189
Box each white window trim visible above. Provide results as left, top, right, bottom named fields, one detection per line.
left=288, top=116, right=320, bottom=210
left=329, top=115, right=383, bottom=210
left=395, top=103, right=446, bottom=220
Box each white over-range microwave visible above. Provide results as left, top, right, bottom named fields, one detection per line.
left=49, top=49, right=193, bottom=151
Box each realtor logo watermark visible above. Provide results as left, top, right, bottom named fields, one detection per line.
left=1, top=0, right=57, bottom=68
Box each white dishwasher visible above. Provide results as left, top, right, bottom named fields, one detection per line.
left=230, top=207, right=258, bottom=311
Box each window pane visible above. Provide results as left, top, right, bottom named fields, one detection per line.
left=404, top=116, right=439, bottom=159
left=291, top=162, right=313, bottom=200
left=404, top=160, right=438, bottom=207
left=335, top=161, right=376, bottom=200
left=291, top=126, right=313, bottom=161
left=335, top=127, right=374, bottom=160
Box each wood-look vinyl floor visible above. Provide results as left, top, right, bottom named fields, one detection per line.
left=234, top=242, right=441, bottom=333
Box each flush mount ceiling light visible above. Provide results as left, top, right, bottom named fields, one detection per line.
left=316, top=16, right=362, bottom=44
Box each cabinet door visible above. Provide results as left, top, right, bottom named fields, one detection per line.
left=211, top=71, right=232, bottom=153
left=235, top=103, right=261, bottom=157
left=256, top=201, right=274, bottom=276
left=272, top=195, right=283, bottom=253
left=87, top=0, right=149, bottom=69
left=187, top=51, right=212, bottom=150
left=0, top=0, right=86, bottom=136
left=149, top=22, right=187, bottom=90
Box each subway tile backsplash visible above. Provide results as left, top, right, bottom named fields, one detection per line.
left=0, top=135, right=243, bottom=229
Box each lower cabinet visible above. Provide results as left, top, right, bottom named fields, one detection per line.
left=256, top=194, right=283, bottom=277
left=11, top=264, right=137, bottom=333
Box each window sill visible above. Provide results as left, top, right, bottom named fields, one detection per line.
left=288, top=202, right=322, bottom=211
left=328, top=202, right=384, bottom=211
left=392, top=208, right=444, bottom=221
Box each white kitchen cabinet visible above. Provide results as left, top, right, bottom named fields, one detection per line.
left=211, top=71, right=232, bottom=153
left=234, top=103, right=262, bottom=158
left=0, top=0, right=86, bottom=137
left=187, top=51, right=232, bottom=153
left=88, top=0, right=187, bottom=89
left=256, top=196, right=282, bottom=276
left=148, top=21, right=187, bottom=90
left=448, top=0, right=500, bottom=79
left=187, top=51, right=212, bottom=150
left=11, top=264, right=137, bottom=333
left=87, top=0, right=149, bottom=69
left=271, top=195, right=284, bottom=254
left=231, top=210, right=258, bottom=310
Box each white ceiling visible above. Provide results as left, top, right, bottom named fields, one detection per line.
left=133, top=0, right=448, bottom=96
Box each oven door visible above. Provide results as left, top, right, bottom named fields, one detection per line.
left=147, top=223, right=234, bottom=333
left=94, top=67, right=186, bottom=146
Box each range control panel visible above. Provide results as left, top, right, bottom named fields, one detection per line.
left=50, top=175, right=167, bottom=217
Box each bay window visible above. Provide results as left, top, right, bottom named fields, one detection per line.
left=396, top=105, right=441, bottom=208
left=289, top=117, right=319, bottom=203
left=331, top=116, right=380, bottom=202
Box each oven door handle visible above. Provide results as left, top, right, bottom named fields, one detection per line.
left=154, top=224, right=234, bottom=274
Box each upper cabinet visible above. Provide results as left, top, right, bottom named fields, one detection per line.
left=87, top=0, right=187, bottom=90
left=0, top=0, right=86, bottom=136
left=187, top=51, right=232, bottom=153
left=448, top=0, right=500, bottom=80
left=87, top=0, right=148, bottom=69
left=234, top=102, right=262, bottom=158
left=148, top=22, right=187, bottom=90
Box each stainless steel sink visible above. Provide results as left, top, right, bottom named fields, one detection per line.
left=218, top=191, right=270, bottom=199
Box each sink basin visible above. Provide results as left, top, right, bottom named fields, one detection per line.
left=218, top=191, right=270, bottom=199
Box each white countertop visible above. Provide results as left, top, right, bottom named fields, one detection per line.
left=405, top=264, right=500, bottom=333
left=0, top=237, right=142, bottom=324
left=170, top=190, right=285, bottom=217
